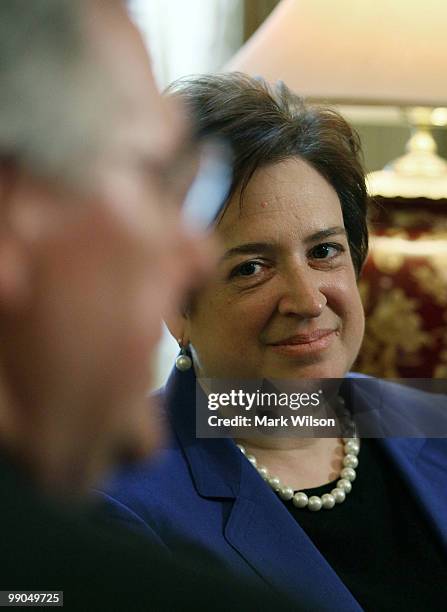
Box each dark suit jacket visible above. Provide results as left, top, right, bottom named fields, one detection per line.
left=99, top=367, right=447, bottom=611
left=0, top=451, right=294, bottom=611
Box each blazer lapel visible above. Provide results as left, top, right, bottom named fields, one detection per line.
left=224, top=458, right=362, bottom=610
left=166, top=368, right=362, bottom=610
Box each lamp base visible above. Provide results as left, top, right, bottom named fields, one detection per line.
left=367, top=108, right=447, bottom=199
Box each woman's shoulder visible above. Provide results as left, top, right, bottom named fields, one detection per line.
left=347, top=373, right=447, bottom=438
left=347, top=371, right=446, bottom=405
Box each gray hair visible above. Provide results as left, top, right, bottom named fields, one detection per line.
left=0, top=0, right=116, bottom=186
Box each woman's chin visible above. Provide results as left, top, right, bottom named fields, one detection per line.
left=259, top=360, right=348, bottom=381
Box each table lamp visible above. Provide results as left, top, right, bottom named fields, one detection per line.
left=225, top=0, right=447, bottom=198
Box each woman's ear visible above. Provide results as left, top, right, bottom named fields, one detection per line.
left=164, top=310, right=190, bottom=346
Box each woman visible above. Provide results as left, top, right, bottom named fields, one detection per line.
left=100, top=74, right=447, bottom=611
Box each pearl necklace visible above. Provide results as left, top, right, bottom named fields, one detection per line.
left=236, top=436, right=360, bottom=511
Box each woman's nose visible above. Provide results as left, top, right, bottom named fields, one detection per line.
left=277, top=264, right=327, bottom=319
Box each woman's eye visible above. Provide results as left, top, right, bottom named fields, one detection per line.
left=233, top=261, right=262, bottom=277
left=310, top=243, right=343, bottom=260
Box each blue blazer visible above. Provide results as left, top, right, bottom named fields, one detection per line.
left=99, top=368, right=447, bottom=610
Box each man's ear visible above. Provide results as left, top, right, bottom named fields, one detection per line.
left=0, top=165, right=32, bottom=311
left=0, top=165, right=68, bottom=312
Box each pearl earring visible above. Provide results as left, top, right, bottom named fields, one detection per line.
left=175, top=339, right=192, bottom=371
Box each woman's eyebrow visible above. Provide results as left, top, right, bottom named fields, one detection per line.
left=221, top=242, right=277, bottom=261
left=303, top=226, right=347, bottom=244
left=222, top=227, right=347, bottom=261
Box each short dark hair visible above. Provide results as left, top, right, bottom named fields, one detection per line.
left=167, top=72, right=369, bottom=275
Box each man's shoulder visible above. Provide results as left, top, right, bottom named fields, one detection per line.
left=1, top=492, right=282, bottom=611
left=0, top=461, right=168, bottom=593
left=97, top=431, right=190, bottom=518
left=103, top=384, right=189, bottom=487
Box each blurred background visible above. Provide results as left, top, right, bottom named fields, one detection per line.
left=129, top=0, right=447, bottom=384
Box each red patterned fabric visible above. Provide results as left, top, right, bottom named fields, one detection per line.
left=355, top=197, right=447, bottom=378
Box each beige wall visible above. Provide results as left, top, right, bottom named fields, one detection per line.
left=244, top=0, right=280, bottom=40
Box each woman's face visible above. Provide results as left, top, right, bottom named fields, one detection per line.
left=185, top=157, right=365, bottom=380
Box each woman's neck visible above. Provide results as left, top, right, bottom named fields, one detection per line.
left=235, top=436, right=343, bottom=490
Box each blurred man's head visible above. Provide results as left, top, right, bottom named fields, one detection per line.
left=0, top=0, right=210, bottom=493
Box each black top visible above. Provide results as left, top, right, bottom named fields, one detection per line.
left=0, top=452, right=294, bottom=612
left=281, top=439, right=447, bottom=611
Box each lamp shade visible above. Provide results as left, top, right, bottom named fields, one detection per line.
left=226, top=0, right=447, bottom=106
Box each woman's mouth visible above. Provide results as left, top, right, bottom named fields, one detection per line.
left=268, top=329, right=338, bottom=357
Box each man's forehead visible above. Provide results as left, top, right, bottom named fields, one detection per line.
left=85, top=0, right=187, bottom=161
